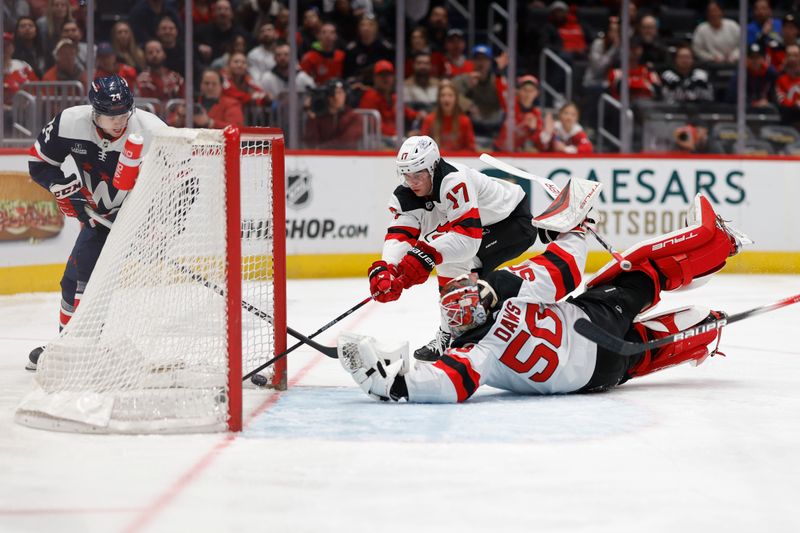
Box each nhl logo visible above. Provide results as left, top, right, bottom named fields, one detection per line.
left=286, top=169, right=312, bottom=210
left=425, top=201, right=434, bottom=210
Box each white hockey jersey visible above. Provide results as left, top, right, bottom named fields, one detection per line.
left=28, top=105, right=166, bottom=219
left=382, top=159, right=526, bottom=267
left=405, top=232, right=597, bottom=402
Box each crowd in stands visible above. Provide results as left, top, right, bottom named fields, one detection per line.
left=3, top=0, right=800, bottom=154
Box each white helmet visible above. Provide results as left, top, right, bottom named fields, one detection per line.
left=396, top=135, right=440, bottom=184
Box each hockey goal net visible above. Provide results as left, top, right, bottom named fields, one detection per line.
left=15, top=126, right=286, bottom=433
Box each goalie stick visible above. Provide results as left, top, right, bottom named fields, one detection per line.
left=85, top=207, right=340, bottom=359
left=574, top=292, right=800, bottom=355
left=479, top=153, right=631, bottom=270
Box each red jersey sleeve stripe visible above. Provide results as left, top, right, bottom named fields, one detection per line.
left=452, top=223, right=483, bottom=239
left=386, top=226, right=420, bottom=242
left=548, top=242, right=582, bottom=288
left=451, top=208, right=483, bottom=240
left=434, top=353, right=480, bottom=402
left=531, top=249, right=578, bottom=300
left=451, top=207, right=482, bottom=227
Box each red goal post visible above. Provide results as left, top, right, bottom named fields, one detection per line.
left=227, top=127, right=287, bottom=431
left=16, top=126, right=286, bottom=434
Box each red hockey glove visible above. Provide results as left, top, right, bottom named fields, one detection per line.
left=368, top=261, right=404, bottom=303
left=397, top=242, right=441, bottom=289
left=50, top=174, right=97, bottom=225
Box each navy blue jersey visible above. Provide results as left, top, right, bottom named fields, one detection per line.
left=28, top=105, right=166, bottom=219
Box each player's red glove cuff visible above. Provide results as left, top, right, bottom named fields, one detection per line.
left=398, top=242, right=441, bottom=289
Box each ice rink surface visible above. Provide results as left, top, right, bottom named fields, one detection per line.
left=1, top=274, right=799, bottom=533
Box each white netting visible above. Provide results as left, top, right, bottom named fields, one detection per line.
left=15, top=127, right=280, bottom=433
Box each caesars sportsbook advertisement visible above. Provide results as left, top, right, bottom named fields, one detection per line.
left=1, top=152, right=798, bottom=280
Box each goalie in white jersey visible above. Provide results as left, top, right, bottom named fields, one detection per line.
left=369, top=136, right=537, bottom=362
left=342, top=193, right=751, bottom=402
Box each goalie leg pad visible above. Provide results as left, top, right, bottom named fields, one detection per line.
left=627, top=306, right=725, bottom=379
left=587, top=194, right=748, bottom=302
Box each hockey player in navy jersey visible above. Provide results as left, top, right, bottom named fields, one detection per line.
left=343, top=193, right=752, bottom=402
left=369, top=136, right=538, bottom=362
left=25, top=74, right=165, bottom=370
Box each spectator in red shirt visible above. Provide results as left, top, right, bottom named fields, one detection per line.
left=545, top=1, right=589, bottom=59
left=358, top=59, right=419, bottom=139
left=608, top=37, right=661, bottom=101
left=42, top=38, right=86, bottom=88
left=421, top=80, right=475, bottom=152
left=94, top=42, right=138, bottom=90
left=168, top=68, right=244, bottom=128
left=494, top=75, right=543, bottom=152
left=300, top=22, right=345, bottom=85
left=776, top=44, right=800, bottom=127
left=222, top=51, right=268, bottom=107
left=303, top=78, right=364, bottom=149
left=443, top=28, right=473, bottom=78
left=3, top=32, right=39, bottom=125
left=137, top=39, right=184, bottom=106
left=536, top=101, right=593, bottom=154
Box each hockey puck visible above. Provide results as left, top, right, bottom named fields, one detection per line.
left=251, top=374, right=269, bottom=387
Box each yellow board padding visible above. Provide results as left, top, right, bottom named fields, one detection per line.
left=0, top=263, right=65, bottom=294
left=288, top=251, right=800, bottom=278
left=2, top=251, right=799, bottom=295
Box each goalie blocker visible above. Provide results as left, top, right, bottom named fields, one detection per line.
left=339, top=193, right=751, bottom=402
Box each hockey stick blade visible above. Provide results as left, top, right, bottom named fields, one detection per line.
left=574, top=292, right=800, bottom=355
left=243, top=295, right=374, bottom=380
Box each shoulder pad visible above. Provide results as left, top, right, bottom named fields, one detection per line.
left=55, top=105, right=97, bottom=141
left=431, top=159, right=460, bottom=202
left=392, top=185, right=434, bottom=212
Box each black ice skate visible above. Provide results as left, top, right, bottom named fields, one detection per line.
left=26, top=346, right=44, bottom=371
left=414, top=328, right=451, bottom=362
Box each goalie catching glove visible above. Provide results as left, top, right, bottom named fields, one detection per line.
left=397, top=241, right=441, bottom=288
left=368, top=261, right=404, bottom=303
left=338, top=333, right=412, bottom=401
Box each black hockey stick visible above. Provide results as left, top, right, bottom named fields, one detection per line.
left=167, top=258, right=341, bottom=359
left=242, top=295, right=373, bottom=381
left=574, top=292, right=800, bottom=355
left=85, top=207, right=341, bottom=360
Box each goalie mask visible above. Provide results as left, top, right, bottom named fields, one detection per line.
left=440, top=275, right=498, bottom=336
